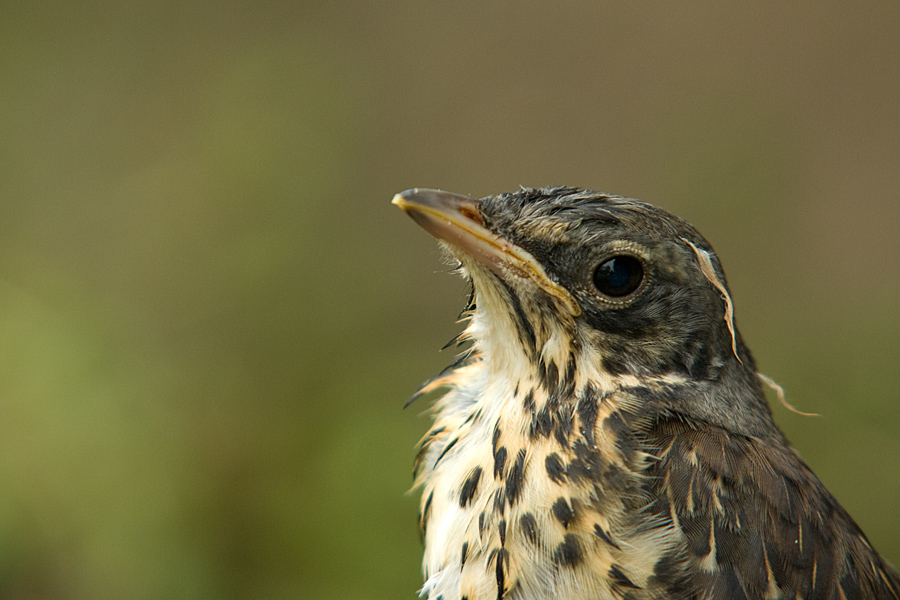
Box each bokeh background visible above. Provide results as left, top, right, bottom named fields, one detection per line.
left=0, top=2, right=898, bottom=599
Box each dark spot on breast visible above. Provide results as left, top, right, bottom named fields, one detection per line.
left=553, top=534, right=582, bottom=567
left=435, top=437, right=459, bottom=466
left=460, top=541, right=469, bottom=566
left=523, top=389, right=535, bottom=413
left=459, top=467, right=483, bottom=508
left=506, top=449, right=527, bottom=505
left=560, top=355, right=576, bottom=397
left=592, top=524, right=620, bottom=550
left=545, top=452, right=567, bottom=484
left=498, top=519, right=507, bottom=546
left=493, top=548, right=509, bottom=599
left=479, top=511, right=486, bottom=536
left=567, top=439, right=603, bottom=483
left=539, top=359, right=559, bottom=393
left=530, top=406, right=553, bottom=439
left=494, top=446, right=508, bottom=479
left=493, top=489, right=505, bottom=515
left=552, top=497, right=576, bottom=528
left=576, top=388, right=600, bottom=445
left=519, top=513, right=539, bottom=544
left=553, top=409, right=573, bottom=448
left=420, top=490, right=434, bottom=537
left=609, top=564, right=639, bottom=589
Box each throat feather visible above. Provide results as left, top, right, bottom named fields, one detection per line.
left=416, top=355, right=679, bottom=600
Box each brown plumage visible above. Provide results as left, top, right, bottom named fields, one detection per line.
left=393, top=187, right=900, bottom=600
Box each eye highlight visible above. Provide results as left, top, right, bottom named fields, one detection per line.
left=592, top=255, right=644, bottom=298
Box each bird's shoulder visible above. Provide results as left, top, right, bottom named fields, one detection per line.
left=642, top=416, right=900, bottom=600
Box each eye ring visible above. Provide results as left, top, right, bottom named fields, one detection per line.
left=592, top=254, right=645, bottom=299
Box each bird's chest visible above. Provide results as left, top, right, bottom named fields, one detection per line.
left=418, top=377, right=676, bottom=600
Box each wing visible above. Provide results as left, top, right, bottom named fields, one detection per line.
left=645, top=419, right=900, bottom=600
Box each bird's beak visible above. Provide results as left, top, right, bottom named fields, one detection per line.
left=392, top=188, right=580, bottom=316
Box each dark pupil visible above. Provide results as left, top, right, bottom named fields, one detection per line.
left=593, top=255, right=643, bottom=297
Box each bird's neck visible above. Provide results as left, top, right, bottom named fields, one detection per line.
left=416, top=354, right=683, bottom=600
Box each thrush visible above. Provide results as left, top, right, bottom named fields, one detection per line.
left=393, top=187, right=900, bottom=600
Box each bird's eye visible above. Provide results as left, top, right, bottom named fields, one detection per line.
left=593, top=255, right=644, bottom=298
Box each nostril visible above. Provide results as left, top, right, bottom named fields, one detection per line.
left=459, top=204, right=484, bottom=226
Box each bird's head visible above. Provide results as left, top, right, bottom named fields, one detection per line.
left=394, top=187, right=775, bottom=437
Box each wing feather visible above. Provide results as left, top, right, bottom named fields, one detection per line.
left=646, top=420, right=900, bottom=599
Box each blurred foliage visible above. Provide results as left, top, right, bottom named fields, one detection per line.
left=0, top=1, right=897, bottom=598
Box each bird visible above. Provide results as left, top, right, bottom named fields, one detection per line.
left=392, top=186, right=900, bottom=600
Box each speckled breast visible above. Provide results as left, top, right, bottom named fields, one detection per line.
left=417, top=370, right=681, bottom=600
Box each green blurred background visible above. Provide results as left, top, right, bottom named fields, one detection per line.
left=0, top=2, right=897, bottom=598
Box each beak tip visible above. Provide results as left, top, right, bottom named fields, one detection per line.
left=391, top=189, right=424, bottom=211
left=391, top=188, right=476, bottom=211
